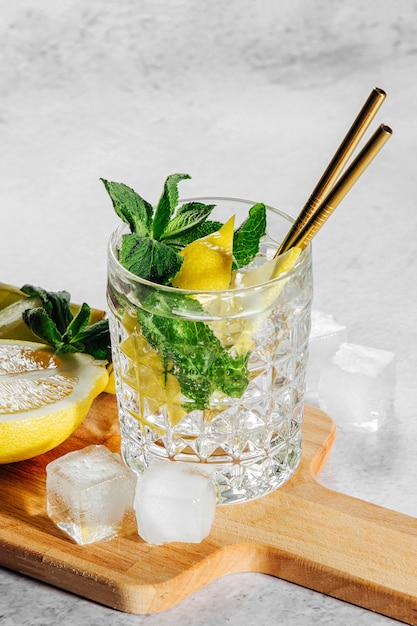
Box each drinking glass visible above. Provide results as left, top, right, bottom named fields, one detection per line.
left=107, top=197, right=313, bottom=504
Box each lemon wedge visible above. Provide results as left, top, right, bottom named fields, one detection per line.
left=211, top=247, right=303, bottom=355
left=237, top=247, right=301, bottom=289
left=0, top=339, right=109, bottom=463
left=0, top=282, right=28, bottom=309
left=119, top=316, right=186, bottom=427
left=171, top=216, right=235, bottom=290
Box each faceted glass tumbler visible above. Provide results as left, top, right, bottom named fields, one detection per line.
left=107, top=198, right=313, bottom=505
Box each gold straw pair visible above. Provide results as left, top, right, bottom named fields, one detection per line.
left=275, top=87, right=392, bottom=256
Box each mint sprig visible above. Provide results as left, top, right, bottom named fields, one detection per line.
left=21, top=285, right=111, bottom=360
left=136, top=292, right=250, bottom=411
left=101, top=173, right=263, bottom=285
left=102, top=172, right=268, bottom=410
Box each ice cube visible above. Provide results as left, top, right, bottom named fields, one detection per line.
left=46, top=445, right=137, bottom=545
left=306, top=311, right=348, bottom=393
left=134, top=460, right=216, bottom=545
left=318, top=342, right=396, bottom=432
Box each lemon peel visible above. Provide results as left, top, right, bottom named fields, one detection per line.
left=0, top=339, right=109, bottom=463
left=119, top=326, right=186, bottom=427
left=211, top=247, right=302, bottom=355
left=237, top=247, right=302, bottom=289
left=0, top=283, right=28, bottom=309
left=171, top=216, right=235, bottom=290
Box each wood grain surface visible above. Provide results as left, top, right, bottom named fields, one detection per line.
left=0, top=394, right=416, bottom=623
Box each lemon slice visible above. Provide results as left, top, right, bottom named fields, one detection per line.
left=119, top=317, right=186, bottom=427
left=211, top=247, right=302, bottom=355
left=0, top=282, right=41, bottom=342
left=0, top=340, right=109, bottom=463
left=237, top=247, right=301, bottom=289
left=171, top=216, right=235, bottom=290
left=0, top=282, right=29, bottom=309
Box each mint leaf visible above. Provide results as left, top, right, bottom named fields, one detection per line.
left=232, top=202, right=267, bottom=269
left=101, top=179, right=153, bottom=236
left=137, top=292, right=250, bottom=410
left=21, top=285, right=112, bottom=360
left=21, top=284, right=72, bottom=334
left=152, top=173, right=191, bottom=240
left=62, top=302, right=91, bottom=342
left=160, top=202, right=215, bottom=241
left=119, top=234, right=183, bottom=284
left=138, top=309, right=213, bottom=410
left=71, top=319, right=112, bottom=360
left=22, top=307, right=63, bottom=347
left=163, top=220, right=223, bottom=250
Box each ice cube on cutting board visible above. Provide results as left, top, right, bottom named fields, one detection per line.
left=46, top=445, right=137, bottom=545
left=318, top=342, right=396, bottom=432
left=134, top=460, right=217, bottom=545
left=306, top=310, right=348, bottom=392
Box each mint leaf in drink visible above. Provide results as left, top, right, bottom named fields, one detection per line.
left=103, top=174, right=202, bottom=283
left=102, top=173, right=271, bottom=409
left=232, top=202, right=267, bottom=269
left=101, top=179, right=153, bottom=236
left=208, top=351, right=250, bottom=398
left=103, top=173, right=266, bottom=288
left=136, top=292, right=250, bottom=411
left=162, top=220, right=223, bottom=250
left=160, top=202, right=215, bottom=241
left=119, top=234, right=183, bottom=284
left=152, top=173, right=191, bottom=240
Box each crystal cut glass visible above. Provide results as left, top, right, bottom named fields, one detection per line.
left=107, top=198, right=313, bottom=504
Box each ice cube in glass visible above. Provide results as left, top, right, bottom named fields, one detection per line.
left=46, top=444, right=137, bottom=545
left=306, top=310, right=347, bottom=393
left=134, top=460, right=216, bottom=545
left=318, top=342, right=396, bottom=432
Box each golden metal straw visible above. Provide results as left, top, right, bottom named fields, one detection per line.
left=275, top=87, right=386, bottom=257
left=288, top=123, right=393, bottom=250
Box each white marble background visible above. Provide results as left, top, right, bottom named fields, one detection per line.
left=1, top=1, right=417, bottom=624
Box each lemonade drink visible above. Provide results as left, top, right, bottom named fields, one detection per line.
left=107, top=190, right=313, bottom=505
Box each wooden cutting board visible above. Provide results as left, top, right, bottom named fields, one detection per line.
left=1, top=394, right=416, bottom=624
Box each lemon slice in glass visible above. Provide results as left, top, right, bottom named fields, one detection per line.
left=171, top=216, right=235, bottom=290
left=119, top=317, right=186, bottom=427
left=211, top=247, right=302, bottom=355
left=0, top=339, right=109, bottom=463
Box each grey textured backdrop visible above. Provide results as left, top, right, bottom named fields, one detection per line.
left=1, top=3, right=417, bottom=625
left=2, top=1, right=416, bottom=308
left=1, top=1, right=415, bottom=300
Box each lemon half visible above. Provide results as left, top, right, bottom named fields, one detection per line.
left=0, top=340, right=109, bottom=463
